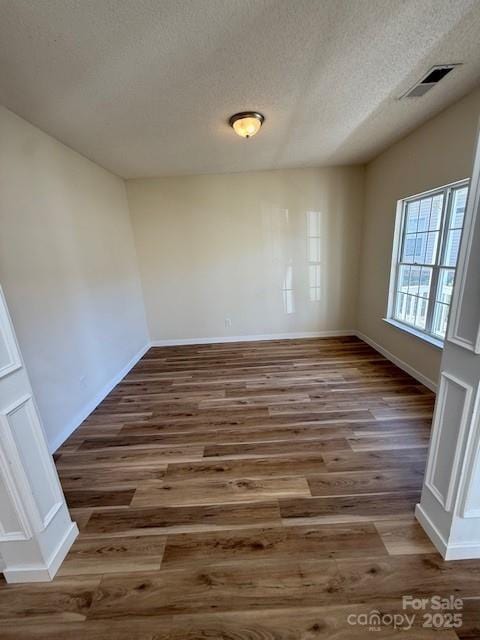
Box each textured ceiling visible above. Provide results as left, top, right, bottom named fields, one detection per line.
left=1, top=0, right=480, bottom=178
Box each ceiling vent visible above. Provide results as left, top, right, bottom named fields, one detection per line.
left=401, top=64, right=460, bottom=99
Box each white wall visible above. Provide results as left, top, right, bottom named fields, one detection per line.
left=0, top=106, right=149, bottom=451
left=357, top=88, right=480, bottom=389
left=127, top=167, right=364, bottom=342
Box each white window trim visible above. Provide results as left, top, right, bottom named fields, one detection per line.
left=386, top=178, right=469, bottom=348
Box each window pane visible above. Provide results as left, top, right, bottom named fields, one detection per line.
left=432, top=302, right=449, bottom=339
left=413, top=233, right=427, bottom=264
left=443, top=228, right=462, bottom=267
left=450, top=187, right=468, bottom=229
left=418, top=267, right=432, bottom=299
left=405, top=201, right=419, bottom=233
left=429, top=194, right=444, bottom=230
left=404, top=294, right=418, bottom=326
left=408, top=265, right=421, bottom=295
left=397, top=264, right=410, bottom=291
left=437, top=268, right=455, bottom=305
left=425, top=231, right=439, bottom=264
left=402, top=231, right=438, bottom=265
left=415, top=297, right=428, bottom=330
left=417, top=198, right=432, bottom=232
left=395, top=292, right=407, bottom=322
left=402, top=234, right=416, bottom=262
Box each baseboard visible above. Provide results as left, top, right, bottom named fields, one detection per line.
left=151, top=330, right=356, bottom=347
left=3, top=521, right=78, bottom=583
left=444, top=541, right=480, bottom=560
left=415, top=503, right=447, bottom=558
left=49, top=343, right=150, bottom=453
left=415, top=503, right=480, bottom=560
left=356, top=331, right=437, bottom=392
left=45, top=520, right=79, bottom=578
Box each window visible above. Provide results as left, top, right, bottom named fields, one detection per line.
left=388, top=180, right=469, bottom=344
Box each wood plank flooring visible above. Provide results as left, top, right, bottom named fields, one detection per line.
left=3, top=336, right=480, bottom=639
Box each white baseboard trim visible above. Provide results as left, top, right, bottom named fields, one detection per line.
left=3, top=522, right=78, bottom=583
left=415, top=503, right=447, bottom=558
left=45, top=521, right=79, bottom=579
left=151, top=330, right=356, bottom=347
left=415, top=503, right=480, bottom=560
left=49, top=343, right=150, bottom=453
left=356, top=331, right=437, bottom=392
left=444, top=541, right=480, bottom=561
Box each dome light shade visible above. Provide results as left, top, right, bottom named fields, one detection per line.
left=229, top=112, right=264, bottom=138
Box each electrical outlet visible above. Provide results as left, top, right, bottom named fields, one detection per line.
left=224, top=318, right=232, bottom=329
left=79, top=375, right=87, bottom=388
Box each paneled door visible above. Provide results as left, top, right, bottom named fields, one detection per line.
left=0, top=285, right=77, bottom=582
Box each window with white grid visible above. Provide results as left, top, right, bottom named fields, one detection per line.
left=388, top=180, right=469, bottom=343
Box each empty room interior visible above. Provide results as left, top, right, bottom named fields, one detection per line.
left=2, top=1, right=480, bottom=637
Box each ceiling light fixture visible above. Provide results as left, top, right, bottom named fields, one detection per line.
left=229, top=111, right=264, bottom=138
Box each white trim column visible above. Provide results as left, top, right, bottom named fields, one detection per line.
left=0, top=286, right=77, bottom=582
left=416, top=121, right=480, bottom=560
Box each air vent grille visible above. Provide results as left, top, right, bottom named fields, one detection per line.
left=401, top=64, right=460, bottom=99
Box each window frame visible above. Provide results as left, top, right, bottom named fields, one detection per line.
left=385, top=178, right=469, bottom=348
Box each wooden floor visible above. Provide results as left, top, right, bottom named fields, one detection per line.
left=3, top=336, right=480, bottom=638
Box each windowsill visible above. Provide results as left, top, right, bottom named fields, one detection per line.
left=383, top=318, right=444, bottom=350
